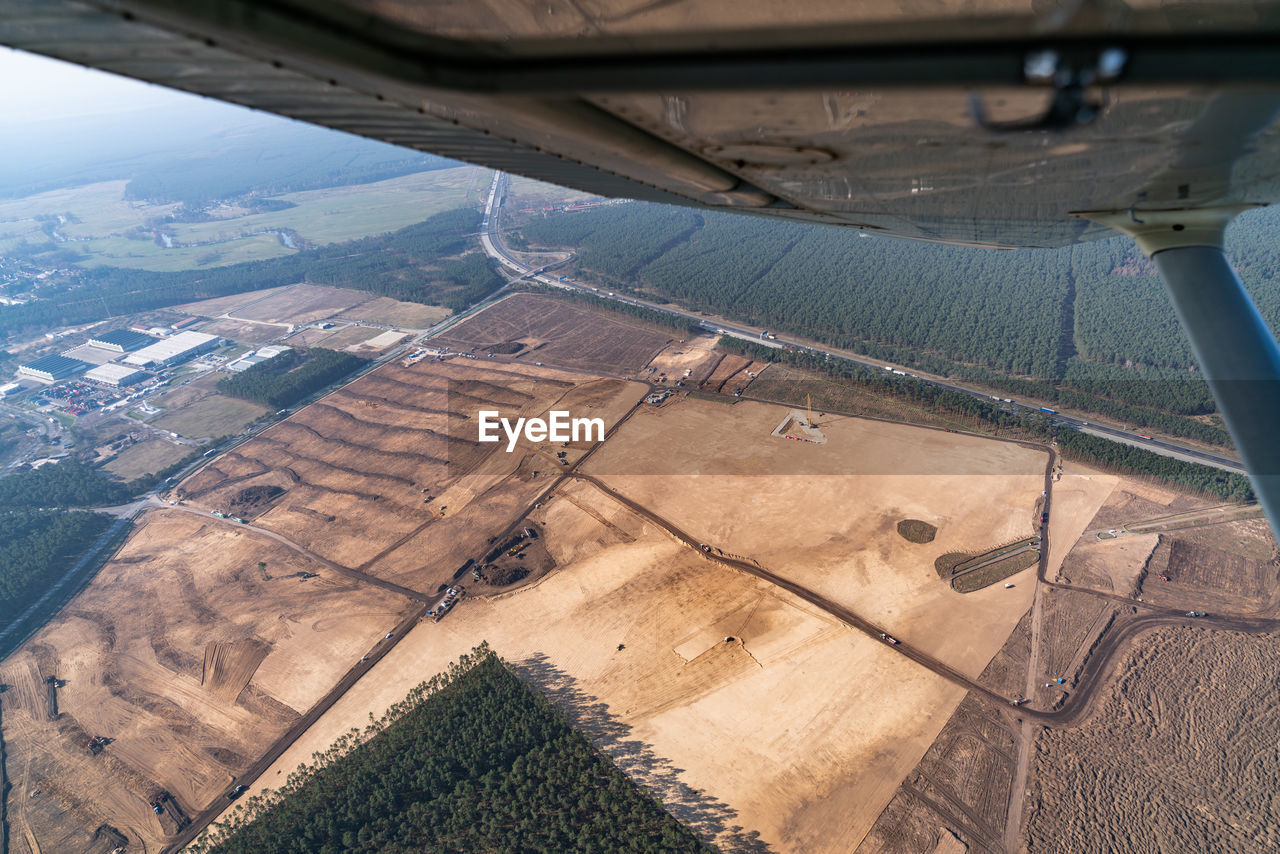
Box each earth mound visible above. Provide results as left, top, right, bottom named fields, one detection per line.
left=897, top=519, right=938, bottom=544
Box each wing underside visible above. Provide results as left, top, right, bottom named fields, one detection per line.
left=4, top=0, right=1280, bottom=247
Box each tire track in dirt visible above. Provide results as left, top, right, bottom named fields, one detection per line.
left=158, top=601, right=430, bottom=854
left=251, top=438, right=416, bottom=489
left=570, top=473, right=1280, bottom=731
left=163, top=506, right=431, bottom=604
left=308, top=402, right=465, bottom=440
left=271, top=420, right=452, bottom=467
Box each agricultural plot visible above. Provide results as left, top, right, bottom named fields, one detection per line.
left=581, top=397, right=1076, bottom=681
left=0, top=511, right=415, bottom=853
left=102, top=436, right=191, bottom=481
left=336, top=297, right=449, bottom=328
left=1, top=167, right=487, bottom=272
left=214, top=394, right=1114, bottom=854
left=1026, top=627, right=1280, bottom=852
left=178, top=282, right=447, bottom=331
left=432, top=293, right=673, bottom=375
left=216, top=283, right=374, bottom=325
left=150, top=375, right=267, bottom=440
left=178, top=356, right=645, bottom=587
left=209, top=477, right=970, bottom=854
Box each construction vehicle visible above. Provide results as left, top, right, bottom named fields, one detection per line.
left=86, top=735, right=109, bottom=755
left=878, top=632, right=899, bottom=645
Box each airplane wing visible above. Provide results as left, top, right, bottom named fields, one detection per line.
left=3, top=0, right=1280, bottom=248
left=5, top=1, right=1280, bottom=535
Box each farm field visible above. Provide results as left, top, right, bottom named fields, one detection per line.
left=102, top=436, right=191, bottom=480
left=202, top=390, right=1104, bottom=853
left=177, top=355, right=645, bottom=585
left=208, top=476, right=969, bottom=854
left=149, top=374, right=268, bottom=441
left=0, top=510, right=415, bottom=853
left=334, top=297, right=449, bottom=328
left=0, top=166, right=487, bottom=271
left=582, top=396, right=1083, bottom=680
left=1026, top=627, right=1280, bottom=852
left=2, top=305, right=654, bottom=852
left=176, top=283, right=449, bottom=331
left=431, top=293, right=674, bottom=375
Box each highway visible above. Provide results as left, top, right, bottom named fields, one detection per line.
left=476, top=171, right=1245, bottom=475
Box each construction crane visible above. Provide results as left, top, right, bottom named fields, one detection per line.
left=806, top=394, right=816, bottom=429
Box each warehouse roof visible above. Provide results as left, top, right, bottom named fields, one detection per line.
left=88, top=329, right=157, bottom=351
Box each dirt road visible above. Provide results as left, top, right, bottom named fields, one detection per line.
left=569, top=472, right=1280, bottom=732
left=161, top=503, right=433, bottom=603
left=158, top=601, right=429, bottom=853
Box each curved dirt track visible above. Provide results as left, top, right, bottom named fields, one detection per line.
left=569, top=471, right=1280, bottom=729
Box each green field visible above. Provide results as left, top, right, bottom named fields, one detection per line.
left=0, top=180, right=174, bottom=253
left=505, top=175, right=597, bottom=208
left=1, top=166, right=490, bottom=272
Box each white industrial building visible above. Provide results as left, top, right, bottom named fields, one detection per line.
left=123, top=331, right=220, bottom=368
left=226, top=345, right=292, bottom=373
left=85, top=363, right=147, bottom=387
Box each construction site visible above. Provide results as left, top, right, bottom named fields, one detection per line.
left=4, top=295, right=1280, bottom=853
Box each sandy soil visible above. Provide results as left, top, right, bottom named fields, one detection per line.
left=203, top=400, right=1108, bottom=853
left=180, top=357, right=645, bottom=589
left=646, top=335, right=720, bottom=381
left=1, top=511, right=414, bottom=852
left=432, top=294, right=674, bottom=375
left=336, top=297, right=449, bottom=328
left=171, top=286, right=293, bottom=319
left=1026, top=627, right=1280, bottom=853
left=582, top=398, right=1072, bottom=679
left=211, top=488, right=967, bottom=853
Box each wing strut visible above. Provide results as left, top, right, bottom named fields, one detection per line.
left=1086, top=207, right=1280, bottom=535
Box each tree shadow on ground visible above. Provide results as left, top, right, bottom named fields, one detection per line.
left=511, top=653, right=774, bottom=854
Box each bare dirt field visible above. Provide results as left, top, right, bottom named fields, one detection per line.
left=177, top=355, right=645, bottom=588
left=203, top=395, right=1112, bottom=854
left=170, top=286, right=294, bottom=320
left=337, top=297, right=449, bottom=328
left=209, top=476, right=971, bottom=853
left=280, top=323, right=370, bottom=349
left=1025, top=626, right=1280, bottom=853
left=1, top=510, right=414, bottom=853
left=220, top=284, right=372, bottom=325
left=196, top=318, right=286, bottom=345
left=857, top=693, right=1018, bottom=852
left=432, top=293, right=673, bottom=375
left=579, top=397, right=1094, bottom=680
left=178, top=283, right=446, bottom=331
left=644, top=334, right=719, bottom=382
left=1052, top=473, right=1279, bottom=616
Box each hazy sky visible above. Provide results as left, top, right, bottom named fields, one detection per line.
left=1, top=46, right=223, bottom=124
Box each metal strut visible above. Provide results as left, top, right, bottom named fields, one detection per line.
left=1082, top=207, right=1280, bottom=537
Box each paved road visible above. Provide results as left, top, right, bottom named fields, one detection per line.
left=475, top=172, right=1245, bottom=475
